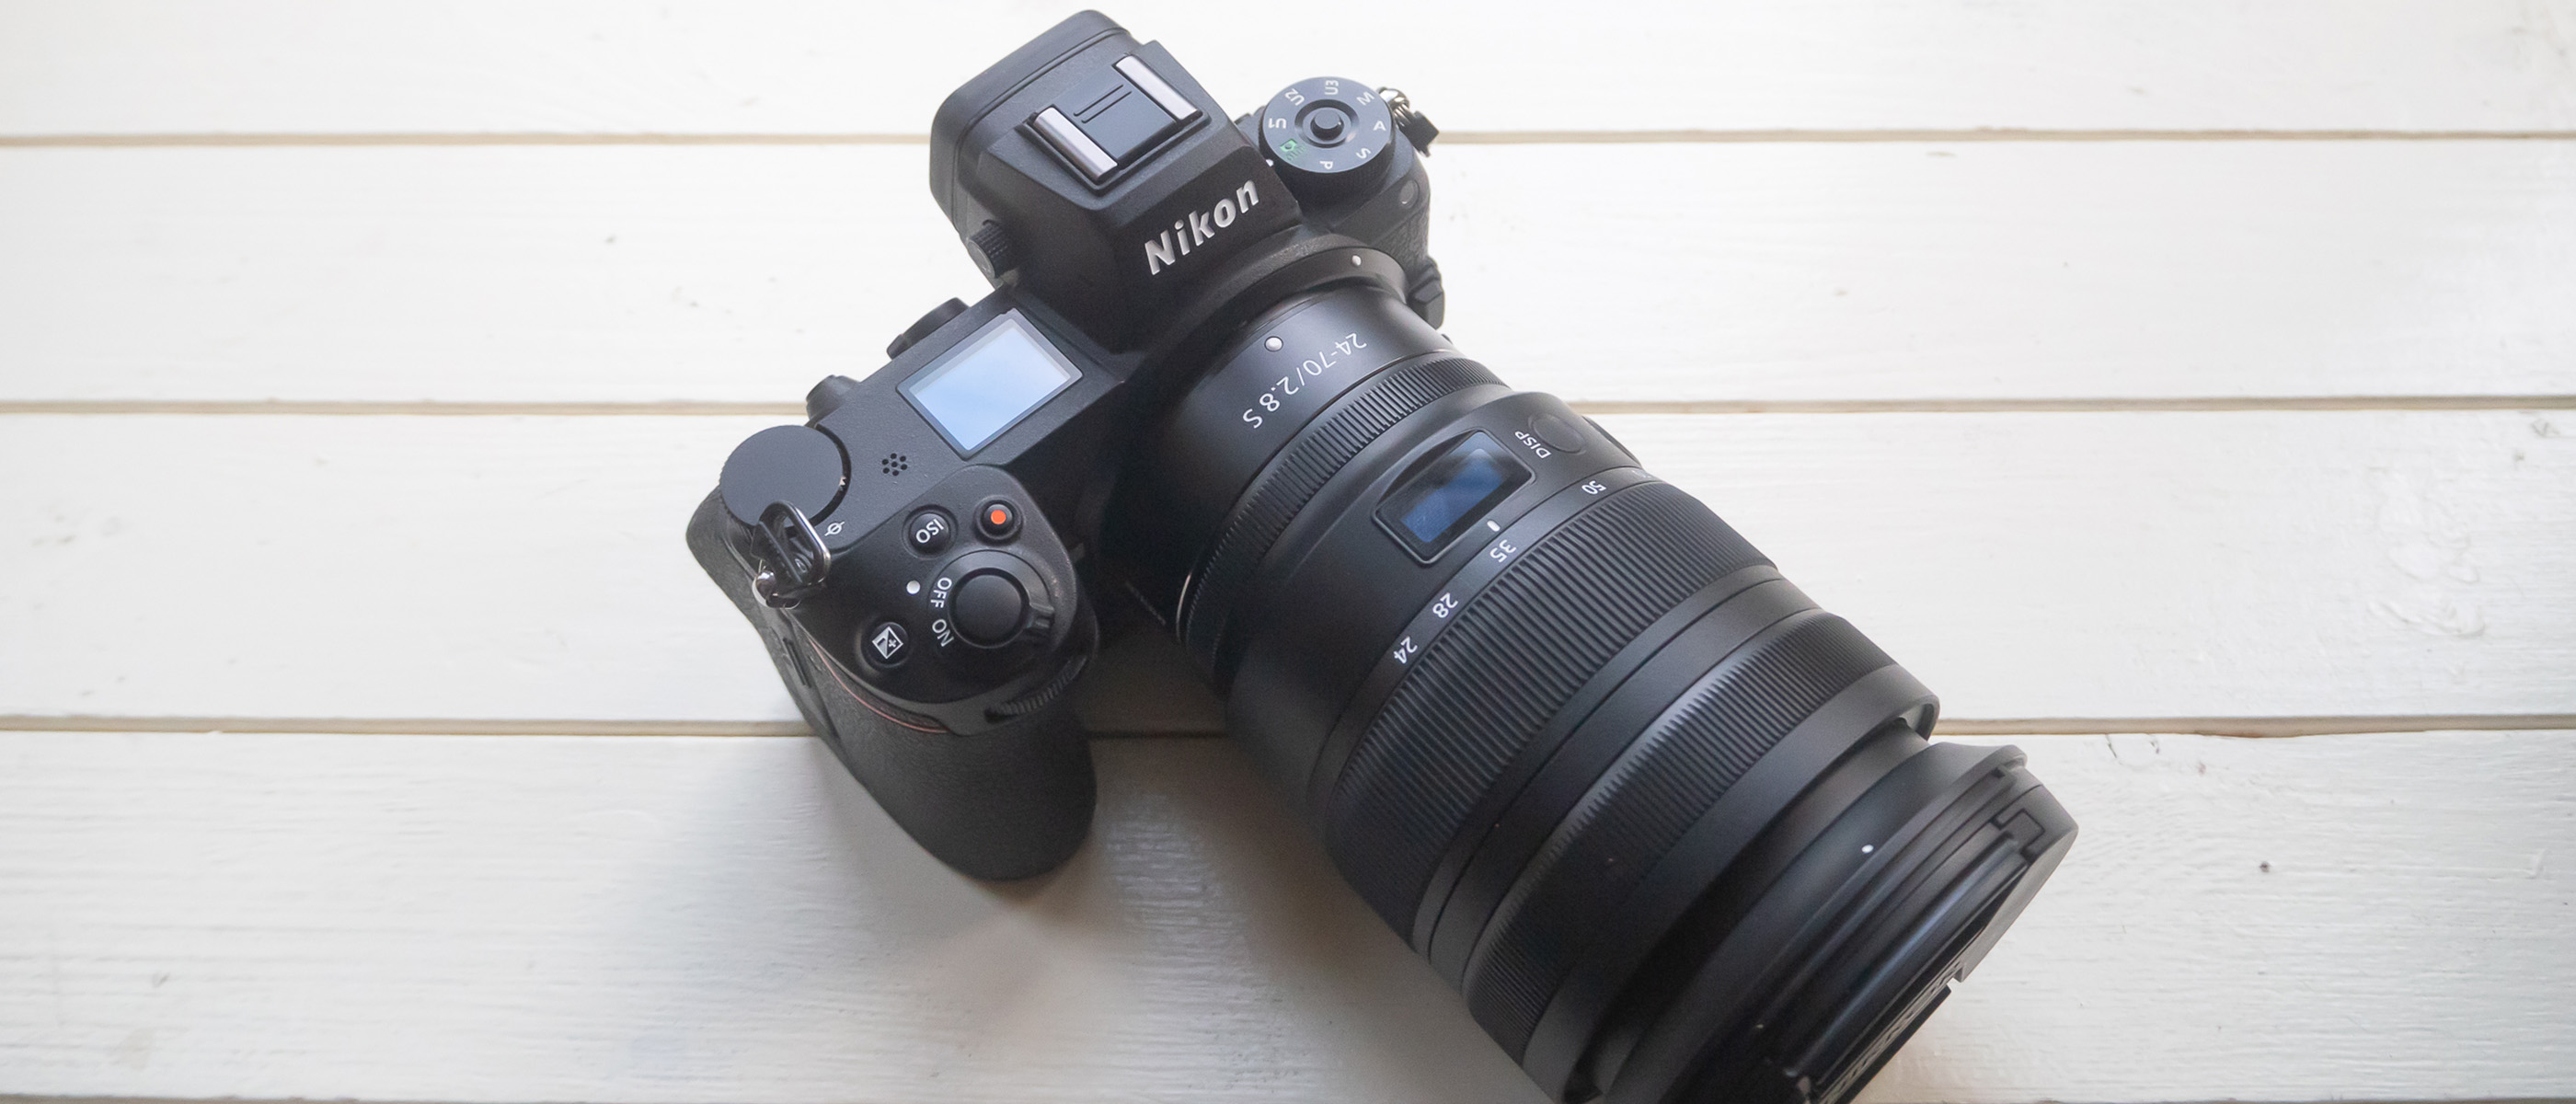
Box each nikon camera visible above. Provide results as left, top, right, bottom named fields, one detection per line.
left=687, top=12, right=2076, bottom=1103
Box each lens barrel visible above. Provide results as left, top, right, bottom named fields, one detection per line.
left=1135, top=281, right=2075, bottom=1104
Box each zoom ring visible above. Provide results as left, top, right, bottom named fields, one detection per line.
left=1321, top=481, right=1769, bottom=934
left=1181, top=356, right=1499, bottom=676
left=1464, top=611, right=1896, bottom=1054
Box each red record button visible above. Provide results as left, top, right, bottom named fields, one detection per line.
left=976, top=499, right=1021, bottom=542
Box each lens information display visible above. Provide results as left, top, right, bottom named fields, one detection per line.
left=1307, top=466, right=1651, bottom=806
left=1375, top=431, right=1532, bottom=562
left=901, top=311, right=1082, bottom=455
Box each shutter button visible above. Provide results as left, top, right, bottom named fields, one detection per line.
left=953, top=572, right=1029, bottom=647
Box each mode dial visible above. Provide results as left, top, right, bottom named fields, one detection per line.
left=1259, top=76, right=1395, bottom=201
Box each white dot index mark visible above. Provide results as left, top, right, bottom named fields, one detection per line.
left=905, top=581, right=922, bottom=595
left=1861, top=845, right=1876, bottom=854
left=1265, top=337, right=1283, bottom=351
left=1351, top=255, right=1364, bottom=266
left=1486, top=520, right=1501, bottom=532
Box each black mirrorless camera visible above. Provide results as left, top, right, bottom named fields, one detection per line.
left=688, top=12, right=2076, bottom=1103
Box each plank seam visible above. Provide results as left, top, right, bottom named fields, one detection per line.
left=3, top=397, right=2570, bottom=417
left=0, top=1086, right=2565, bottom=1096
left=6, top=129, right=2576, bottom=147
left=4, top=715, right=2570, bottom=738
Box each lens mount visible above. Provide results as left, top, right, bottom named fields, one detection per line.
left=1112, top=278, right=1462, bottom=624
left=1136, top=234, right=1409, bottom=399
left=1179, top=351, right=1499, bottom=678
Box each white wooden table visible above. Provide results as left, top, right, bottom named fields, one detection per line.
left=4, top=4, right=2572, bottom=1101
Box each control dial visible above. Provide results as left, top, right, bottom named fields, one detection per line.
left=1259, top=76, right=1395, bottom=200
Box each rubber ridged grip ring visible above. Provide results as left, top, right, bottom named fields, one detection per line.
left=1320, top=481, right=1769, bottom=934
left=1463, top=610, right=1899, bottom=1056
left=1179, top=355, right=1499, bottom=675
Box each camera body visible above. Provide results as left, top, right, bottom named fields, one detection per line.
left=687, top=11, right=1446, bottom=879
left=692, top=14, right=2076, bottom=1102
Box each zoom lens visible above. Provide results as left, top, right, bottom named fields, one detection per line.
left=1127, top=281, right=2076, bottom=1104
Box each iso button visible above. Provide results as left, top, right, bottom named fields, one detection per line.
left=907, top=508, right=955, bottom=554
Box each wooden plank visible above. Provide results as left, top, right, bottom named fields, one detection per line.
left=0, top=729, right=2567, bottom=1103
left=3, top=142, right=2570, bottom=406
left=4, top=1, right=2574, bottom=137
left=1, top=409, right=2570, bottom=725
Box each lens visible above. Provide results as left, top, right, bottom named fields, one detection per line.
left=1122, top=281, right=2076, bottom=1104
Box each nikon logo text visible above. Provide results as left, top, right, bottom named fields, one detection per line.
left=1144, top=179, right=1260, bottom=276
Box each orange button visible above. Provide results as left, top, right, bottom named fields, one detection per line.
left=975, top=498, right=1020, bottom=542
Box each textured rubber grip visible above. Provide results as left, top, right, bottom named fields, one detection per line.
left=1320, top=481, right=1769, bottom=933
left=1463, top=610, right=1897, bottom=1054
left=687, top=490, right=1095, bottom=881
left=1179, top=355, right=1498, bottom=676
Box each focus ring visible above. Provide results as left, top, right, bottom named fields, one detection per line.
left=1180, top=355, right=1498, bottom=675
left=1462, top=611, right=1897, bottom=1055
left=1322, top=482, right=1767, bottom=934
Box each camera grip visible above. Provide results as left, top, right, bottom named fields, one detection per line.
left=688, top=491, right=1097, bottom=880
left=803, top=660, right=1097, bottom=880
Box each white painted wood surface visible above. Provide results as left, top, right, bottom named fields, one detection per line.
left=2, top=410, right=2569, bottom=726
left=5, top=142, right=2571, bottom=405
left=5, top=1, right=2574, bottom=136
left=0, top=730, right=2568, bottom=1104
left=5, top=2, right=2574, bottom=1101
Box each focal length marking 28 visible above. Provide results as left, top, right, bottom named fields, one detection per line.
left=1382, top=467, right=1650, bottom=669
